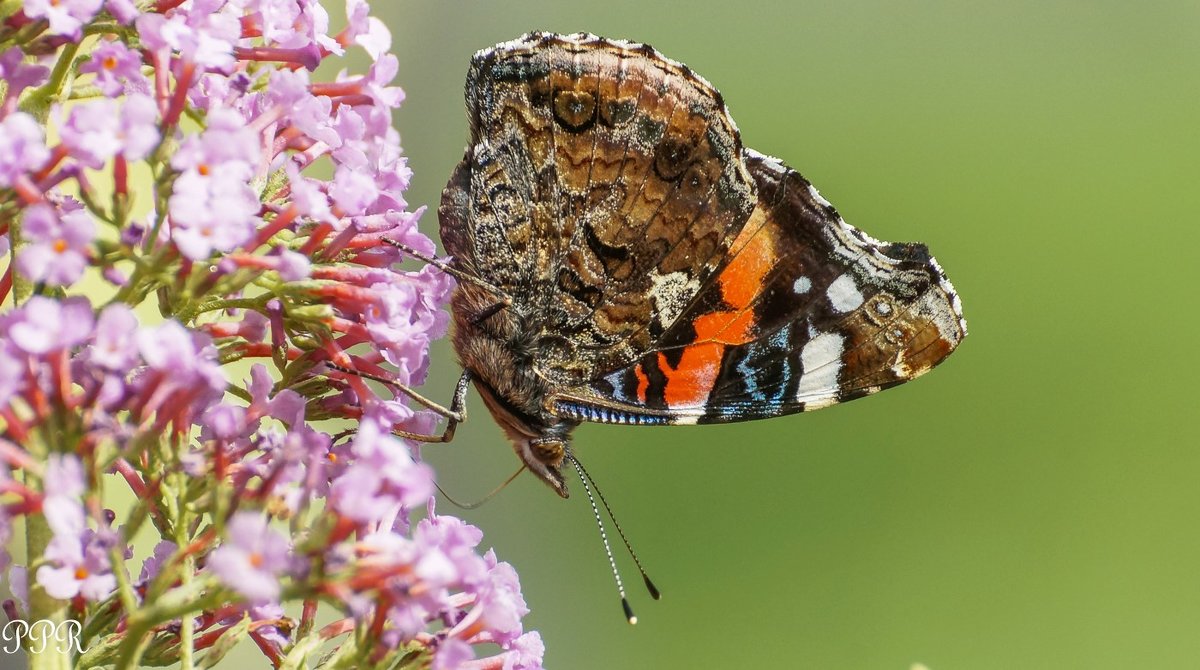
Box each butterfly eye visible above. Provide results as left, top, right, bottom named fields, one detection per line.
left=529, top=437, right=566, bottom=465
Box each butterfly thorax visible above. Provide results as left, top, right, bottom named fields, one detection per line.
left=450, top=280, right=579, bottom=498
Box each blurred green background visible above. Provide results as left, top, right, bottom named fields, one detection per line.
left=379, top=1, right=1200, bottom=668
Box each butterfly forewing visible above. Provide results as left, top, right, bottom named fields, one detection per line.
left=444, top=33, right=756, bottom=385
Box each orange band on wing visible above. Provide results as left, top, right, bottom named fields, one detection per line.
left=634, top=363, right=650, bottom=403
left=658, top=218, right=778, bottom=408
left=718, top=214, right=775, bottom=311
left=658, top=345, right=721, bottom=407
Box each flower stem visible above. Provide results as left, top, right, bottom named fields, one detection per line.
left=172, top=469, right=196, bottom=670
left=112, top=579, right=217, bottom=670
left=23, top=41, right=80, bottom=118
left=25, top=443, right=73, bottom=670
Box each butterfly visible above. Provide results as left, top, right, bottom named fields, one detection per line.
left=390, top=31, right=966, bottom=499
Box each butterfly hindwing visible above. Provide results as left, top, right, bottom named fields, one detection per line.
left=550, top=149, right=966, bottom=425
left=441, top=33, right=756, bottom=385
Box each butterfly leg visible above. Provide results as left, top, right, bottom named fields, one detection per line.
left=381, top=238, right=514, bottom=309
left=326, top=363, right=473, bottom=444
left=469, top=299, right=511, bottom=326
left=390, top=368, right=473, bottom=444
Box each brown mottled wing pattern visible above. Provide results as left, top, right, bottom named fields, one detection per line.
left=550, top=150, right=967, bottom=424
left=440, top=33, right=756, bottom=385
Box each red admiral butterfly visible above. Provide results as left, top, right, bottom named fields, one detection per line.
left=403, top=32, right=967, bottom=500
left=380, top=30, right=967, bottom=623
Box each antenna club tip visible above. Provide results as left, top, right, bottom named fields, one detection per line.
left=622, top=597, right=637, bottom=625
left=644, top=575, right=661, bottom=600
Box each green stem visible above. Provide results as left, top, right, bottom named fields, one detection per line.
left=177, top=296, right=269, bottom=323
left=22, top=41, right=80, bottom=118
left=112, top=580, right=217, bottom=670
left=107, top=544, right=140, bottom=625
left=170, top=469, right=196, bottom=670
left=25, top=516, right=74, bottom=670
left=24, top=430, right=73, bottom=670
left=0, top=19, right=47, bottom=51
left=10, top=213, right=31, bottom=304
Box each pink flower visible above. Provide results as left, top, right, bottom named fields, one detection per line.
left=171, top=108, right=261, bottom=171
left=503, top=632, right=545, bottom=670
left=0, top=48, right=49, bottom=98
left=135, top=5, right=241, bottom=72
left=477, top=553, right=529, bottom=646
left=87, top=304, right=140, bottom=372
left=330, top=164, right=380, bottom=215
left=59, top=95, right=157, bottom=168
left=104, top=0, right=140, bottom=24
left=207, top=513, right=292, bottom=602
left=0, top=347, right=23, bottom=405
left=168, top=168, right=260, bottom=259
left=345, top=0, right=391, bottom=60
left=136, top=320, right=224, bottom=393
left=41, top=454, right=86, bottom=540
left=0, top=0, right=544, bottom=664
left=79, top=41, right=149, bottom=97
left=277, top=249, right=311, bottom=280
left=15, top=203, right=95, bottom=286
left=362, top=54, right=404, bottom=109
left=250, top=0, right=336, bottom=52
left=329, top=419, right=433, bottom=523
left=117, top=93, right=161, bottom=161
left=36, top=530, right=118, bottom=602
left=431, top=639, right=474, bottom=670
left=1, top=296, right=94, bottom=355
left=60, top=100, right=123, bottom=169
left=22, top=0, right=103, bottom=40
left=138, top=541, right=177, bottom=584
left=0, top=113, right=50, bottom=188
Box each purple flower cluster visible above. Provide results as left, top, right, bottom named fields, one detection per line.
left=0, top=1, right=543, bottom=668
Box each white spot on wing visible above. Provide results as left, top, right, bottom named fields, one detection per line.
left=793, top=276, right=812, bottom=294
left=650, top=271, right=699, bottom=328
left=795, top=331, right=844, bottom=409
left=826, top=273, right=864, bottom=313
left=605, top=370, right=631, bottom=403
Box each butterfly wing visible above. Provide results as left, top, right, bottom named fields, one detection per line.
left=440, top=33, right=757, bottom=383
left=549, top=149, right=967, bottom=425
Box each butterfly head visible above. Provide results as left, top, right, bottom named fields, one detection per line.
left=468, top=367, right=576, bottom=499
left=520, top=435, right=571, bottom=498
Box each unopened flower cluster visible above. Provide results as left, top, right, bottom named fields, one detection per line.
left=0, top=1, right=542, bottom=668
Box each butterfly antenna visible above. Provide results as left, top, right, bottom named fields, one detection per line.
left=570, top=456, right=637, bottom=624
left=573, top=455, right=661, bottom=602
left=568, top=453, right=662, bottom=629
left=435, top=464, right=526, bottom=510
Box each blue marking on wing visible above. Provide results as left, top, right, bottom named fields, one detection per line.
left=737, top=350, right=765, bottom=403
left=553, top=400, right=671, bottom=425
